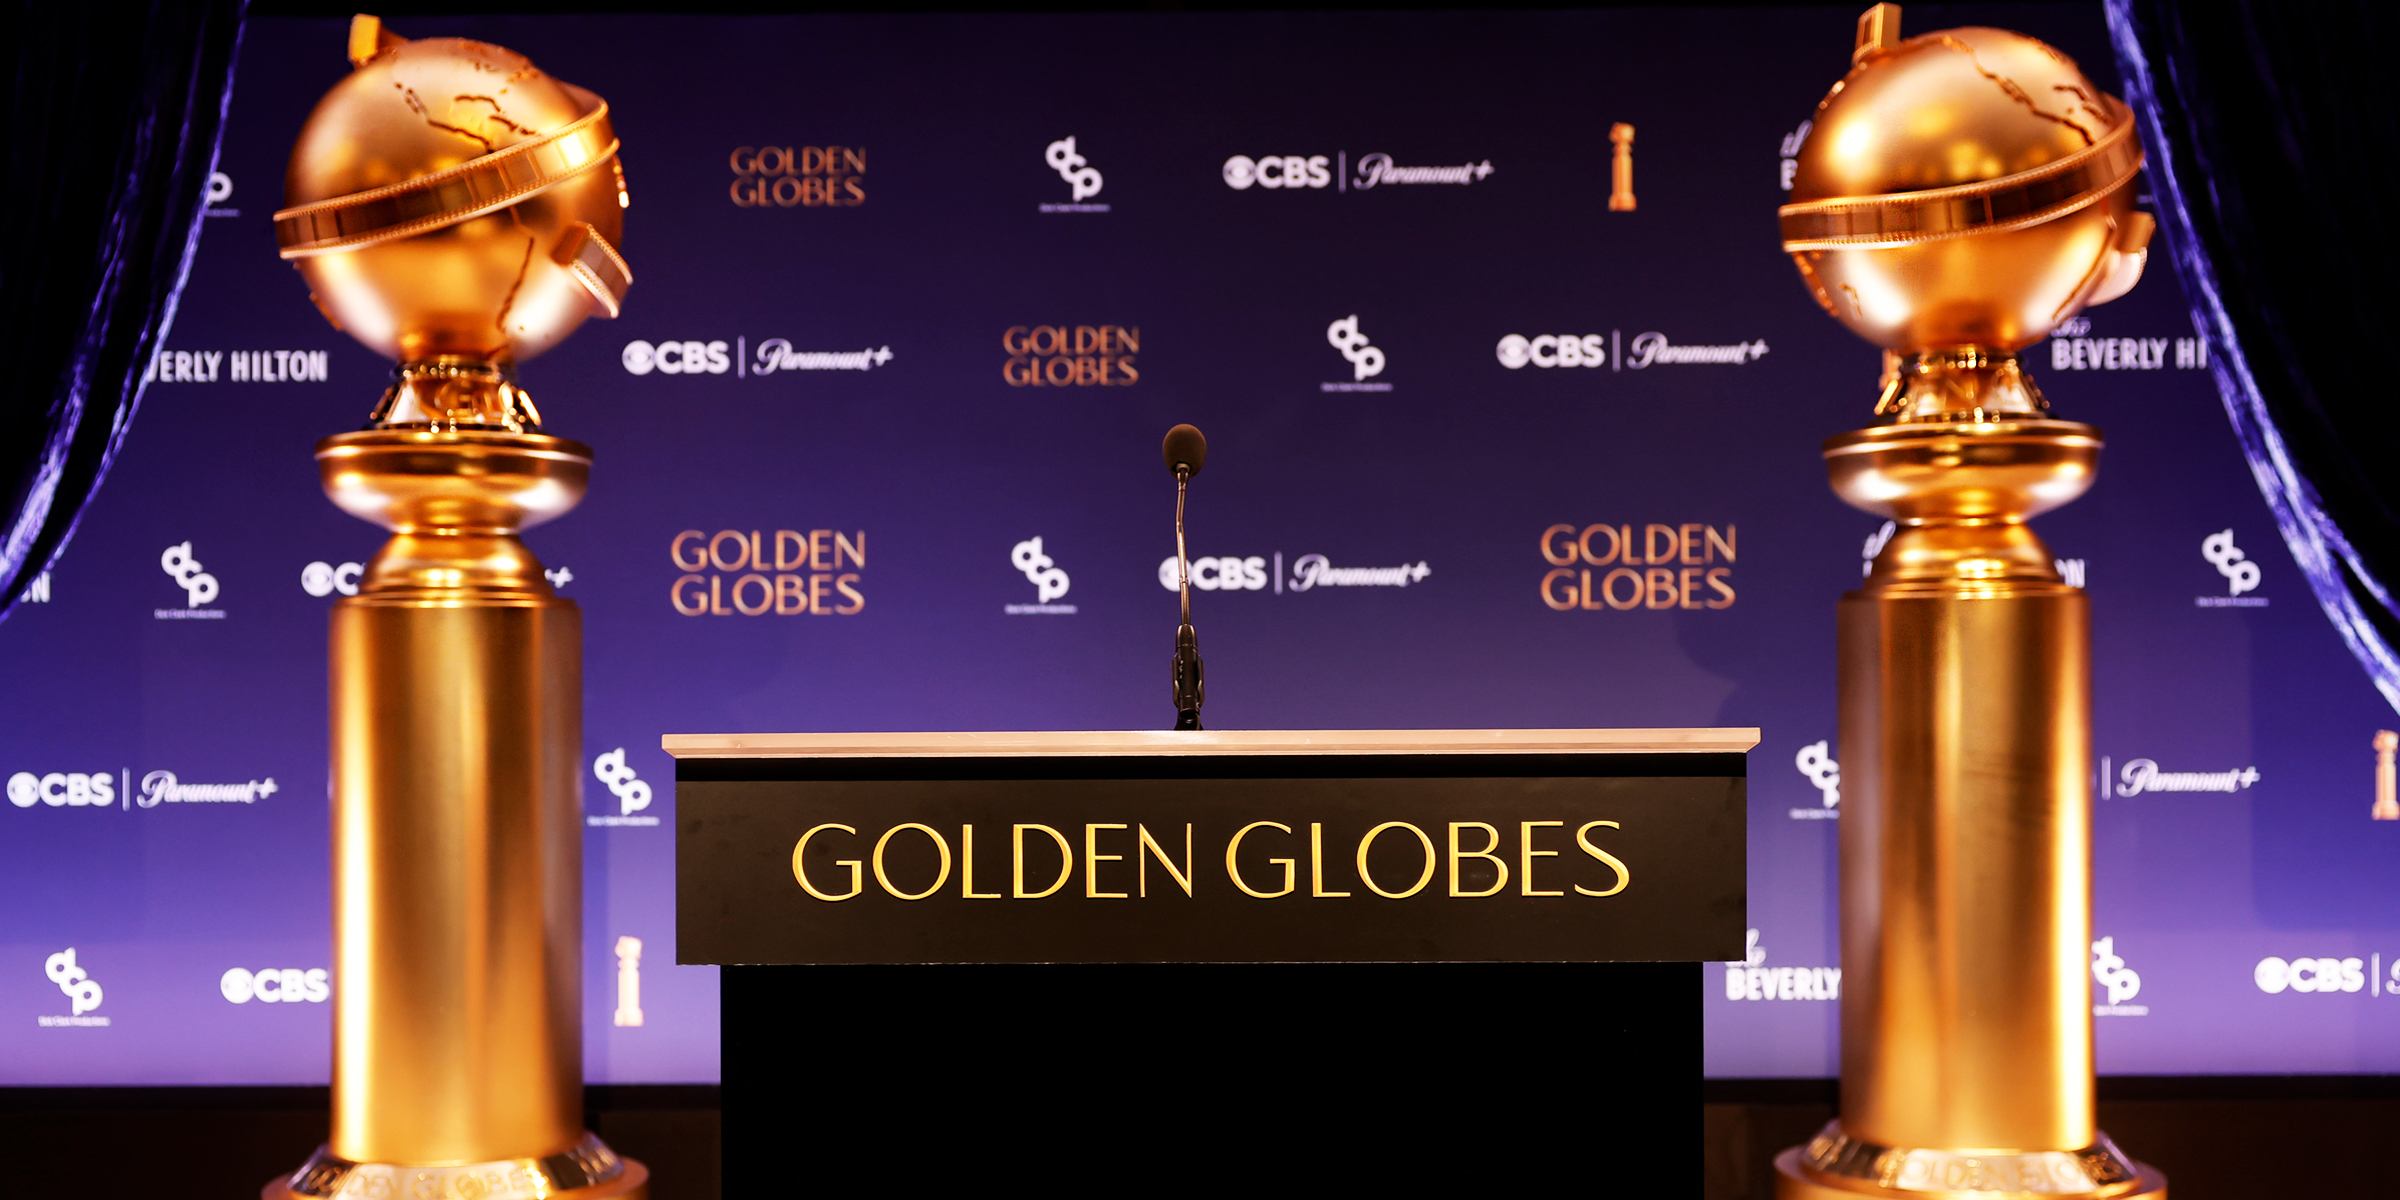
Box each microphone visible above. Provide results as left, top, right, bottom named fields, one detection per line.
left=1163, top=424, right=1207, bottom=730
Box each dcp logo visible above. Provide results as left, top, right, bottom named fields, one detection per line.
left=2091, top=937, right=2141, bottom=1006
left=622, top=340, right=730, bottom=376
left=1496, top=334, right=1606, bottom=369
left=2202, top=529, right=2260, bottom=596
left=1327, top=316, right=1384, bottom=381
left=594, top=749, right=652, bottom=818
left=1045, top=137, right=1103, bottom=201
left=1222, top=155, right=1330, bottom=190
left=301, top=561, right=364, bottom=597
left=160, top=542, right=217, bottom=606
left=221, top=967, right=329, bottom=1004
left=47, top=948, right=102, bottom=1016
left=1012, top=537, right=1070, bottom=603
left=1795, top=742, right=1839, bottom=809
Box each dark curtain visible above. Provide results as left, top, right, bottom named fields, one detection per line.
left=0, top=0, right=246, bottom=622
left=2108, top=0, right=2400, bottom=712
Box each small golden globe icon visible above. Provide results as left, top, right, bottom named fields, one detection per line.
left=1780, top=3, right=2151, bottom=419
left=275, top=15, right=630, bottom=430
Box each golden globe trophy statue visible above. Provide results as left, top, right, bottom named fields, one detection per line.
left=1773, top=7, right=2167, bottom=1197
left=264, top=17, right=644, bottom=1199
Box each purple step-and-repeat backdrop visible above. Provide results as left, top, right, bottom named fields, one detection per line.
left=5, top=5, right=2396, bottom=1086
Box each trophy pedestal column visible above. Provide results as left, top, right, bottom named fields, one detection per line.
left=1776, top=421, right=2163, bottom=1200
left=266, top=432, right=645, bottom=1200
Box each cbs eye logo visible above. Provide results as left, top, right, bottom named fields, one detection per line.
left=8, top=771, right=115, bottom=809
left=1497, top=334, right=1607, bottom=369
left=1223, top=155, right=1331, bottom=190
left=622, top=340, right=731, bottom=376
left=221, top=967, right=329, bottom=1004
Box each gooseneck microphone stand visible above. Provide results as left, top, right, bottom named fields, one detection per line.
left=1164, top=424, right=1207, bottom=730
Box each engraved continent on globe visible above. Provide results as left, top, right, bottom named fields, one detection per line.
left=276, top=16, right=631, bottom=430
left=1778, top=6, right=2150, bottom=419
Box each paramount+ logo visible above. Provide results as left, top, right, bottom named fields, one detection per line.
left=728, top=145, right=865, bottom=208
left=1002, top=325, right=1139, bottom=387
left=671, top=528, right=865, bottom=616
left=1538, top=523, right=1737, bottom=611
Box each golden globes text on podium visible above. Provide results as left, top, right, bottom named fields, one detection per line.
left=1774, top=7, right=2166, bottom=1197
left=265, top=18, right=644, bottom=1199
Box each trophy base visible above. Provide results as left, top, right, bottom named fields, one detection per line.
left=263, top=1134, right=648, bottom=1200
left=1773, top=1143, right=2166, bottom=1199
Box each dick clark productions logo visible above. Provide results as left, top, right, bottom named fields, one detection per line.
left=1326, top=316, right=1384, bottom=383
left=46, top=948, right=103, bottom=1020
left=1044, top=137, right=1104, bottom=202
left=161, top=542, right=216, bottom=602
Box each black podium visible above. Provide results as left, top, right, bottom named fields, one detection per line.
left=668, top=729, right=1751, bottom=1190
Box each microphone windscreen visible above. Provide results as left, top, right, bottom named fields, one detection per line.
left=1162, top=424, right=1207, bottom=478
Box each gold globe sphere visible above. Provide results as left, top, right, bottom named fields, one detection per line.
left=276, top=17, right=630, bottom=428
left=1780, top=10, right=2149, bottom=358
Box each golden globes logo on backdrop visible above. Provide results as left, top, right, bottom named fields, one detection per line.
left=1539, top=523, right=1736, bottom=610
left=729, top=145, right=866, bottom=207
left=1001, top=325, right=1139, bottom=386
left=671, top=528, right=865, bottom=615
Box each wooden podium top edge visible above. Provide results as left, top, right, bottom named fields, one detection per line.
left=661, top=728, right=1761, bottom=758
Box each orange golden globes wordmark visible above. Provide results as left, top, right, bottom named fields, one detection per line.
left=1002, top=325, right=1139, bottom=387
left=790, top=818, right=1631, bottom=902
left=671, top=529, right=864, bottom=615
left=1540, top=523, right=1736, bottom=610
left=729, top=146, right=865, bottom=207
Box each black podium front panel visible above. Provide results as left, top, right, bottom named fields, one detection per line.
left=719, top=958, right=1702, bottom=1191
left=672, top=734, right=1744, bottom=1190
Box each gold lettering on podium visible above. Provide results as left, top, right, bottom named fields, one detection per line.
left=1225, top=821, right=1296, bottom=898
left=1013, top=824, right=1074, bottom=899
left=793, top=823, right=862, bottom=901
